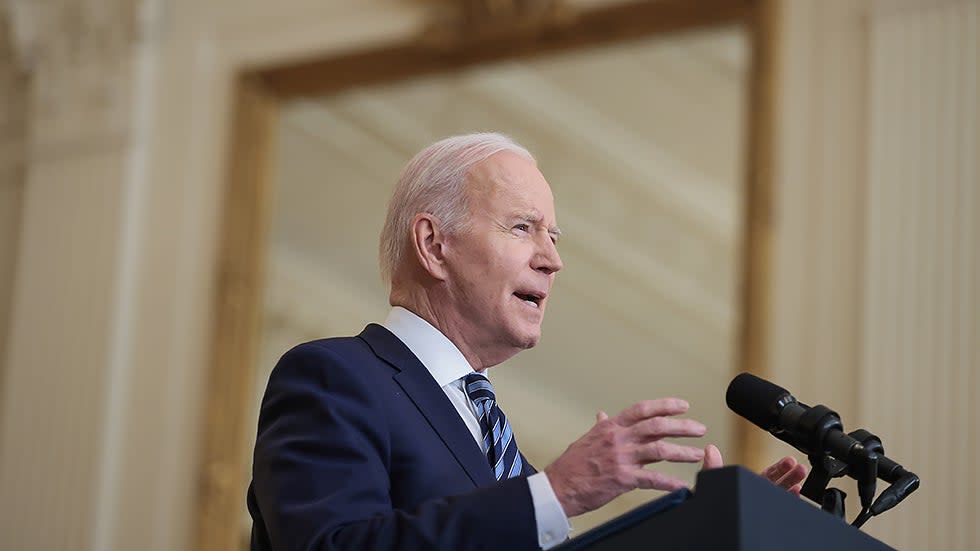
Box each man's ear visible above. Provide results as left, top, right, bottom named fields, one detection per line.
left=411, top=213, right=450, bottom=281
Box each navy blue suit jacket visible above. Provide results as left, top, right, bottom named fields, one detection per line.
left=247, top=324, right=541, bottom=550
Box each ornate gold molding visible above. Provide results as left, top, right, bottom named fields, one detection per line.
left=196, top=74, right=278, bottom=551
left=420, top=0, right=575, bottom=49
left=0, top=0, right=142, bottom=154
left=1, top=0, right=139, bottom=71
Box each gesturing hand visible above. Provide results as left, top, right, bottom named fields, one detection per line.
left=544, top=398, right=707, bottom=517
left=701, top=444, right=809, bottom=495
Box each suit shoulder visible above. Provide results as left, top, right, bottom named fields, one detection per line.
left=287, top=335, right=369, bottom=358
left=270, top=334, right=381, bottom=385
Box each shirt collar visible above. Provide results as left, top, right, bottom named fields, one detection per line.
left=381, top=306, right=477, bottom=387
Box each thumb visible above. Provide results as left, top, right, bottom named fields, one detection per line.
left=596, top=411, right=609, bottom=422
left=700, top=444, right=724, bottom=471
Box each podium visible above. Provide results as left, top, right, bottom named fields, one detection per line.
left=555, top=466, right=896, bottom=550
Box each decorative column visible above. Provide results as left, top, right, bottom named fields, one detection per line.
left=0, top=1, right=142, bottom=550
left=0, top=7, right=28, bottom=402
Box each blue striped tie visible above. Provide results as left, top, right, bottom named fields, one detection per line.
left=464, top=373, right=523, bottom=480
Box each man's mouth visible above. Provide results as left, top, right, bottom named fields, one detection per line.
left=514, top=291, right=544, bottom=309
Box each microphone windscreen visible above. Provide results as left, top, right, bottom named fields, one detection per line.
left=726, top=373, right=792, bottom=430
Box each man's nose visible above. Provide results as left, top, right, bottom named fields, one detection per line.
left=533, top=236, right=563, bottom=275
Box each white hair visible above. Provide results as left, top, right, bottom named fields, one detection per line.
left=379, top=132, right=535, bottom=288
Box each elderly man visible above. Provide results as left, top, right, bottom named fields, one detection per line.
left=246, top=133, right=806, bottom=551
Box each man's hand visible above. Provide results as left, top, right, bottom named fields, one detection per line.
left=701, top=444, right=809, bottom=495
left=544, top=398, right=707, bottom=517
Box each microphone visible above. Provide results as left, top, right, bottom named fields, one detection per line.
left=726, top=373, right=869, bottom=467
left=726, top=373, right=919, bottom=515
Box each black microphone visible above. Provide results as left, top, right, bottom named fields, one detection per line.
left=726, top=373, right=919, bottom=522
left=725, top=373, right=915, bottom=486
left=726, top=373, right=861, bottom=463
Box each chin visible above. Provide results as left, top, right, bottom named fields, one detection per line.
left=501, top=315, right=543, bottom=350
left=516, top=328, right=541, bottom=349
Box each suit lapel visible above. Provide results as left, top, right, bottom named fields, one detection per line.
left=358, top=324, right=495, bottom=488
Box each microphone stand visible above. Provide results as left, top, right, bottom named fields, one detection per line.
left=798, top=425, right=919, bottom=528
left=801, top=453, right=849, bottom=519
left=850, top=429, right=921, bottom=528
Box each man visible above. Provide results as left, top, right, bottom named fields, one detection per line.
left=247, top=133, right=807, bottom=550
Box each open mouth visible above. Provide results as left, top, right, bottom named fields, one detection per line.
left=514, top=291, right=544, bottom=309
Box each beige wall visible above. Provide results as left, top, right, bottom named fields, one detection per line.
left=768, top=0, right=870, bottom=432
left=859, top=1, right=978, bottom=546
left=0, top=0, right=975, bottom=549
left=770, top=0, right=979, bottom=547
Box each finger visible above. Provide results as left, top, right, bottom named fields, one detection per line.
left=630, top=417, right=706, bottom=440
left=633, top=441, right=705, bottom=464
left=789, top=483, right=803, bottom=496
left=634, top=469, right=691, bottom=492
left=616, top=398, right=690, bottom=426
left=700, top=444, right=724, bottom=470
left=761, top=456, right=797, bottom=482
left=775, top=463, right=809, bottom=490
left=596, top=411, right=609, bottom=422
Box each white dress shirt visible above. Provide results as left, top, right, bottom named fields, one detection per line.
left=382, top=306, right=572, bottom=549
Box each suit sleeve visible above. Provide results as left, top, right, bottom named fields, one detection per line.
left=249, top=343, right=540, bottom=551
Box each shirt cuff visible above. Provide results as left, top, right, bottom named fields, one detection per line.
left=527, top=471, right=572, bottom=549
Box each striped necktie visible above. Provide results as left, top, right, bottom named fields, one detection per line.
left=464, top=372, right=523, bottom=480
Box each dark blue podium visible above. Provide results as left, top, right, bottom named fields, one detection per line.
left=555, top=466, right=896, bottom=550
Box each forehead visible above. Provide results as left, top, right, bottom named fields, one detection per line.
left=465, top=151, right=555, bottom=214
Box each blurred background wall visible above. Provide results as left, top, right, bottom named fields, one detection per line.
left=0, top=0, right=975, bottom=550
left=0, top=5, right=26, bottom=411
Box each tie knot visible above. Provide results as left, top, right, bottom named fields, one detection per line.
left=464, top=372, right=495, bottom=405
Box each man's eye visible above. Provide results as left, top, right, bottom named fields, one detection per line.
left=514, top=224, right=530, bottom=232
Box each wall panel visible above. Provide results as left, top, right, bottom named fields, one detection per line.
left=861, top=1, right=978, bottom=547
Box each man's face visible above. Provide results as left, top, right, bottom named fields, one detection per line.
left=442, top=151, right=563, bottom=363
